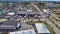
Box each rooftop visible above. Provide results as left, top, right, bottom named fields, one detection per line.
left=17, top=10, right=39, bottom=14
left=35, top=23, right=50, bottom=33
left=10, top=29, right=36, bottom=34
left=0, top=20, right=20, bottom=30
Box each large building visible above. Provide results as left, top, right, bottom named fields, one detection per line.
left=35, top=23, right=50, bottom=34
left=0, top=20, right=21, bottom=32
left=10, top=29, right=36, bottom=34
left=17, top=10, right=40, bottom=17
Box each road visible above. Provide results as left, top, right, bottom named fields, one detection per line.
left=32, top=3, right=60, bottom=34
left=45, top=18, right=60, bottom=34
left=47, top=9, right=60, bottom=27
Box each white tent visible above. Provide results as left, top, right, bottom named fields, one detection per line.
left=10, top=29, right=36, bottom=34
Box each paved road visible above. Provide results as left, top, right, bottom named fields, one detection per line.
left=32, top=3, right=60, bottom=34
left=45, top=18, right=60, bottom=34
left=47, top=9, right=60, bottom=27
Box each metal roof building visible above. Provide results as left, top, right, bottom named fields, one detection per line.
left=17, top=11, right=40, bottom=15
left=35, top=23, right=50, bottom=34
left=10, top=29, right=36, bottom=34
left=0, top=20, right=21, bottom=32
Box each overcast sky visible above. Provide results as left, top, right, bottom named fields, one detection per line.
left=0, top=0, right=60, bottom=1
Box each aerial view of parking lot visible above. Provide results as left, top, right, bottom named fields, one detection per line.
left=0, top=0, right=60, bottom=34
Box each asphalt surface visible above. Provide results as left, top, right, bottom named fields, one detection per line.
left=48, top=9, right=60, bottom=27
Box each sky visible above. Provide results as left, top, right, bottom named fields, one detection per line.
left=0, top=0, right=60, bottom=1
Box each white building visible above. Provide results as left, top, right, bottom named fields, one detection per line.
left=35, top=23, right=50, bottom=34
left=10, top=29, right=36, bottom=34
